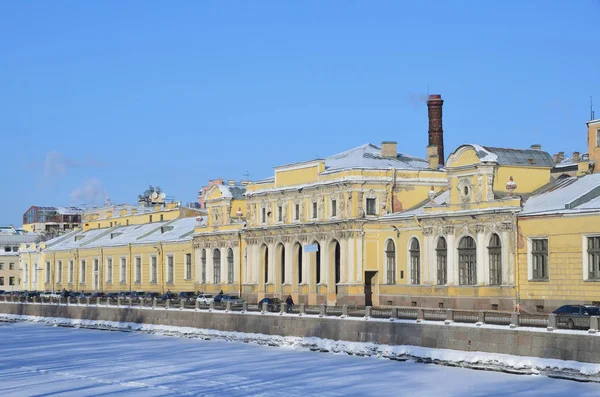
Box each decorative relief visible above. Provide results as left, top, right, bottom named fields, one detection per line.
left=381, top=191, right=388, bottom=215
left=487, top=175, right=494, bottom=201
left=357, top=192, right=364, bottom=217
left=422, top=226, right=434, bottom=236
left=475, top=224, right=485, bottom=233
left=501, top=221, right=513, bottom=232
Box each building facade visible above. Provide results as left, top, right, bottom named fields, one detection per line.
left=20, top=96, right=600, bottom=313
left=0, top=227, right=37, bottom=292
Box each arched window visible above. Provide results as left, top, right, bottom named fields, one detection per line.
left=436, top=237, right=447, bottom=285
left=213, top=249, right=221, bottom=284
left=201, top=249, right=206, bottom=284
left=385, top=240, right=396, bottom=284
left=314, top=242, right=321, bottom=284
left=227, top=248, right=234, bottom=284
left=458, top=236, right=477, bottom=285
left=409, top=239, right=420, bottom=284
left=488, top=234, right=501, bottom=285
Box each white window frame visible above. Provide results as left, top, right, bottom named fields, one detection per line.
left=583, top=234, right=600, bottom=281
left=134, top=256, right=142, bottom=284
left=45, top=261, right=51, bottom=283
left=150, top=255, right=157, bottom=284
left=79, top=259, right=86, bottom=284
left=57, top=260, right=62, bottom=284
left=120, top=256, right=127, bottom=284
left=366, top=197, right=378, bottom=216
left=166, top=254, right=174, bottom=284
left=331, top=199, right=337, bottom=218
left=68, top=260, right=74, bottom=284
left=527, top=237, right=549, bottom=281
left=185, top=253, right=192, bottom=280
left=106, top=257, right=113, bottom=284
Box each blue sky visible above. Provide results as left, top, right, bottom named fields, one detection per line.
left=1, top=1, right=599, bottom=227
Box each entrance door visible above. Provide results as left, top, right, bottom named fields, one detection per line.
left=364, top=271, right=377, bottom=307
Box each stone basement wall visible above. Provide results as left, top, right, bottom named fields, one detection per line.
left=1, top=303, right=599, bottom=364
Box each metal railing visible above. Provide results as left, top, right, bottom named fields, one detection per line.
left=2, top=295, right=599, bottom=333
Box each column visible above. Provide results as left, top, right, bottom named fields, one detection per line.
left=221, top=247, right=229, bottom=285
left=207, top=248, right=214, bottom=285
left=284, top=242, right=293, bottom=285
left=194, top=246, right=202, bottom=284
left=476, top=230, right=486, bottom=285
left=320, top=239, right=330, bottom=287
left=501, top=230, right=511, bottom=285
left=340, top=238, right=348, bottom=284
left=346, top=236, right=355, bottom=283
left=302, top=247, right=310, bottom=288
left=355, top=233, right=364, bottom=283
left=269, top=243, right=276, bottom=291
left=446, top=233, right=456, bottom=285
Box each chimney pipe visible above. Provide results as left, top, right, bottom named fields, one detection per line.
left=573, top=151, right=580, bottom=162
left=381, top=141, right=397, bottom=158
left=530, top=144, right=542, bottom=150
left=427, top=95, right=445, bottom=165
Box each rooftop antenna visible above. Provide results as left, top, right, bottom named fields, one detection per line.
left=592, top=96, right=595, bottom=120
left=243, top=171, right=250, bottom=181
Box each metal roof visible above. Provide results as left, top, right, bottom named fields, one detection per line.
left=479, top=146, right=554, bottom=167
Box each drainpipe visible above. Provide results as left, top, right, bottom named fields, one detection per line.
left=391, top=169, right=397, bottom=213
left=100, top=247, right=104, bottom=292
left=513, top=211, right=520, bottom=312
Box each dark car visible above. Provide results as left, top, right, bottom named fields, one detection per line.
left=145, top=292, right=161, bottom=300
left=179, top=291, right=197, bottom=302
left=258, top=297, right=282, bottom=312
left=552, top=305, right=600, bottom=329
left=91, top=292, right=106, bottom=299
left=220, top=295, right=244, bottom=305
left=106, top=292, right=119, bottom=301
left=23, top=291, right=40, bottom=298
left=162, top=292, right=177, bottom=302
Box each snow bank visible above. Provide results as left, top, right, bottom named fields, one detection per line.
left=2, top=313, right=599, bottom=382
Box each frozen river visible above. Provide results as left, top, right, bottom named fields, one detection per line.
left=0, top=321, right=598, bottom=396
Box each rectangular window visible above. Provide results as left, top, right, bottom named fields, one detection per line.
left=531, top=238, right=548, bottom=280
left=57, top=261, right=62, bottom=284
left=150, top=256, right=157, bottom=283
left=331, top=200, right=337, bottom=217
left=149, top=215, right=153, bottom=223
left=80, top=260, right=86, bottom=283
left=9, top=263, right=14, bottom=270
left=597, top=129, right=600, bottom=147
left=0, top=277, right=3, bottom=285
left=0, top=263, right=3, bottom=270
left=295, top=204, right=300, bottom=220
left=10, top=276, right=15, bottom=285
left=68, top=260, right=74, bottom=283
left=106, top=258, right=113, bottom=283
left=588, top=236, right=600, bottom=280
left=33, top=263, right=38, bottom=283
left=45, top=261, right=51, bottom=283
left=262, top=208, right=266, bottom=223
left=160, top=214, right=164, bottom=221
left=201, top=251, right=206, bottom=284
left=135, top=257, right=142, bottom=283
left=278, top=206, right=282, bottom=222
left=312, top=202, right=317, bottom=219
left=366, top=198, right=377, bottom=215
left=167, top=255, right=174, bottom=283
left=185, top=253, right=192, bottom=280
left=120, top=257, right=127, bottom=283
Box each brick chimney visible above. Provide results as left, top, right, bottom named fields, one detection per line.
left=427, top=95, right=445, bottom=165
left=573, top=151, right=580, bottom=162
left=381, top=141, right=397, bottom=158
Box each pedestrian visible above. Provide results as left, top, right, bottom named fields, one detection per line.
left=285, top=295, right=294, bottom=313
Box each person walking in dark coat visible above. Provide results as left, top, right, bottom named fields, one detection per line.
left=285, top=295, right=294, bottom=312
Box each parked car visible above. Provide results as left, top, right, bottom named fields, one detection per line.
left=162, top=292, right=177, bottom=302
left=196, top=294, right=214, bottom=305
left=552, top=305, right=600, bottom=329
left=220, top=295, right=244, bottom=305
left=258, top=297, right=282, bottom=312
left=40, top=291, right=53, bottom=298
left=23, top=291, right=40, bottom=298
left=91, top=292, right=106, bottom=299
left=144, top=292, right=161, bottom=300
left=179, top=291, right=197, bottom=302
left=106, top=292, right=120, bottom=301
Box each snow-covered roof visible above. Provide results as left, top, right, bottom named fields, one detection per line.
left=457, top=145, right=554, bottom=167
left=44, top=217, right=199, bottom=252
left=323, top=143, right=429, bottom=172
left=521, top=173, right=600, bottom=215
left=217, top=185, right=246, bottom=200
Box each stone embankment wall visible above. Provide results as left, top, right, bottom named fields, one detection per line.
left=1, top=302, right=599, bottom=364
